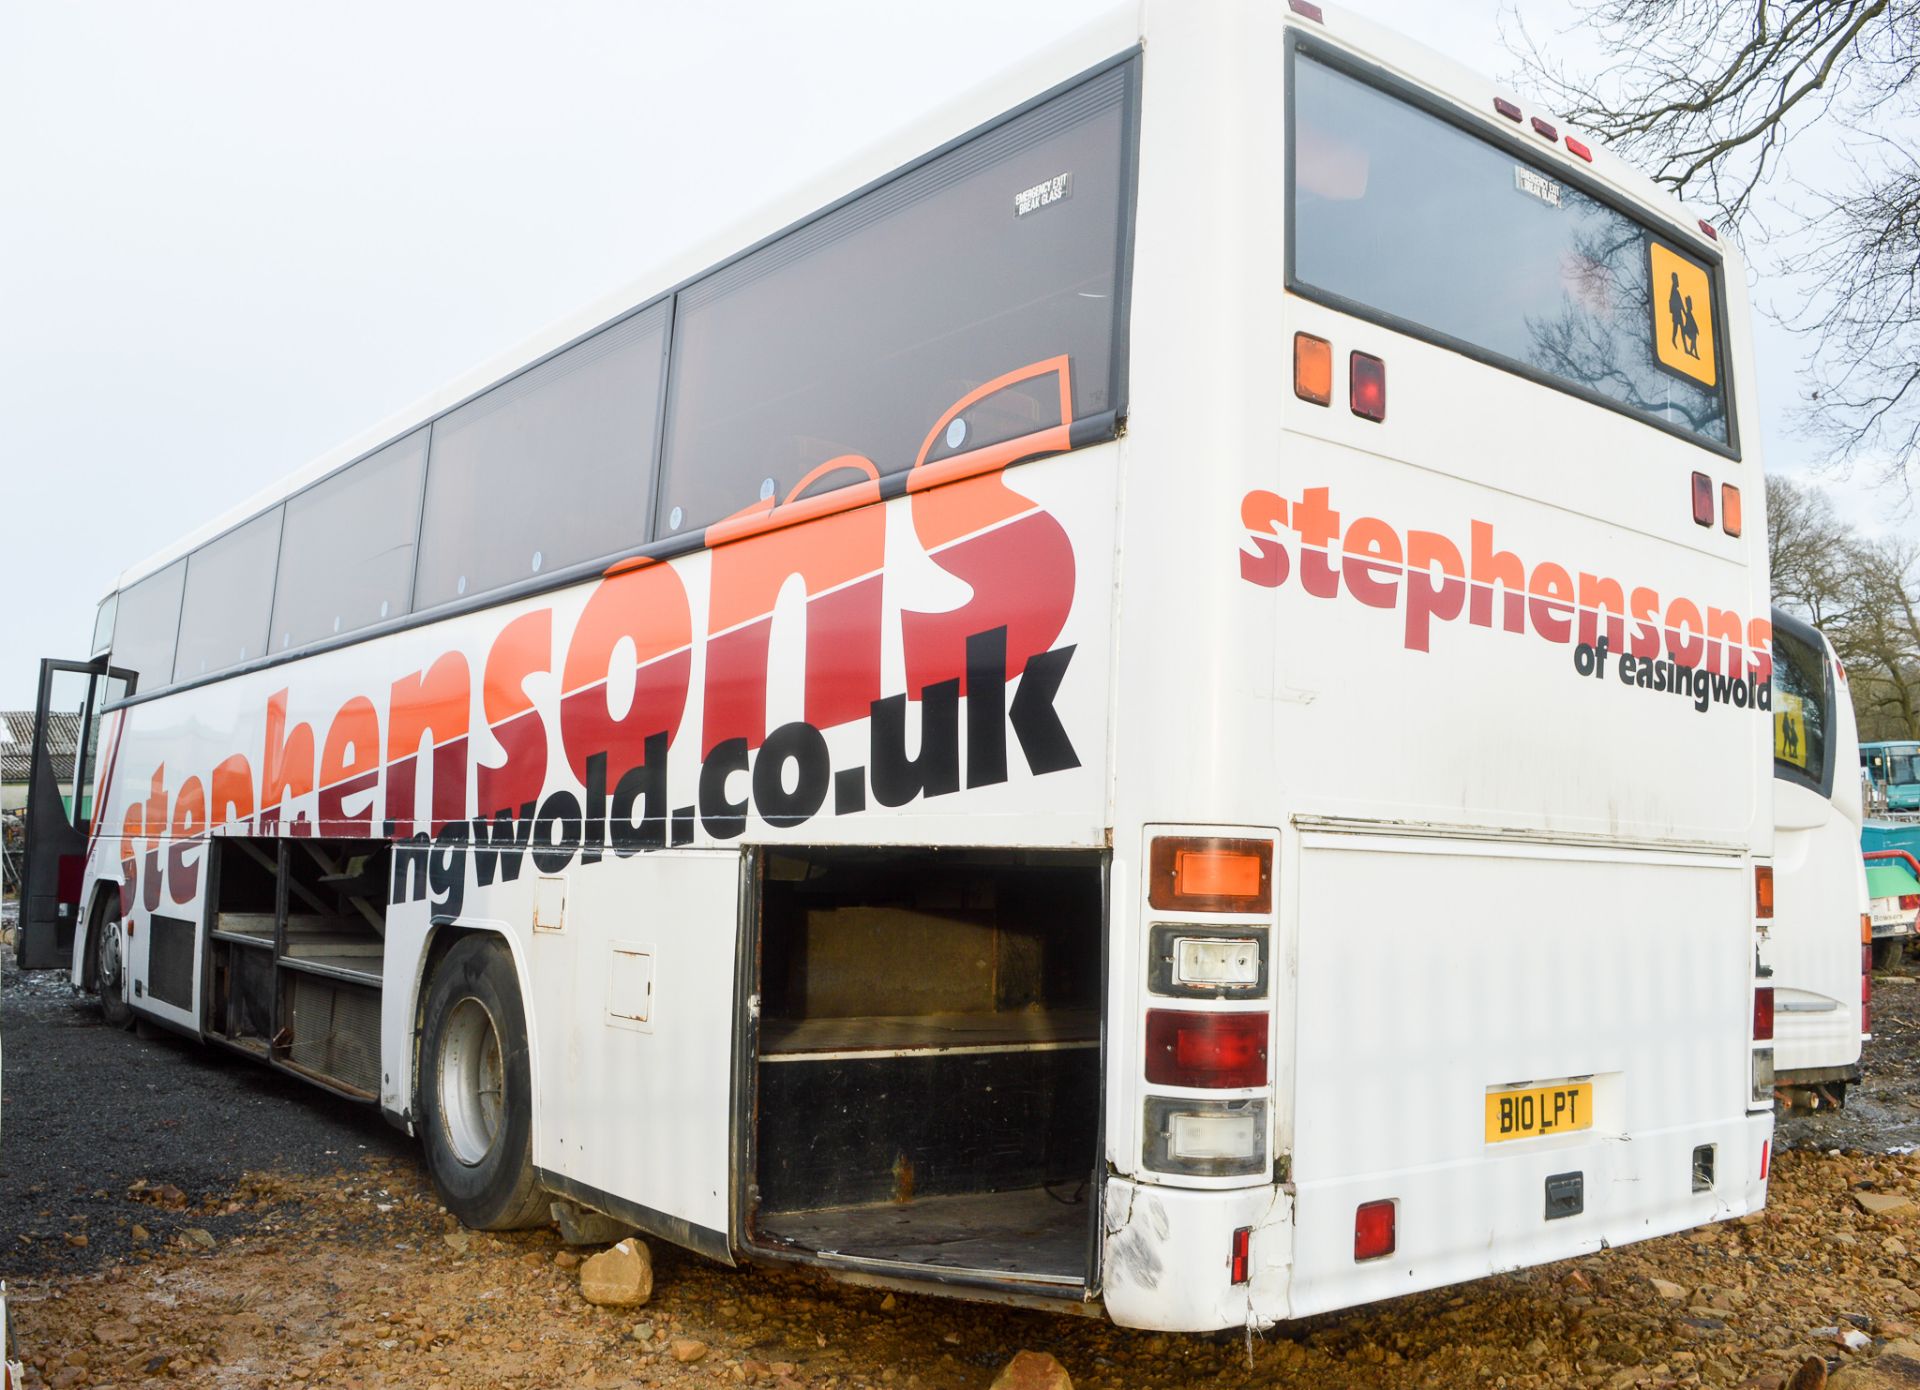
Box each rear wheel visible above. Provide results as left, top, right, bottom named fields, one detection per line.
left=93, top=897, right=132, bottom=1030
left=417, top=935, right=546, bottom=1230
left=1873, top=938, right=1903, bottom=971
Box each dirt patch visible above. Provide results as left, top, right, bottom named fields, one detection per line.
left=8, top=966, right=1920, bottom=1389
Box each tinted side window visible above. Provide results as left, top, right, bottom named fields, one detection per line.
left=173, top=508, right=284, bottom=682
left=109, top=561, right=185, bottom=694
left=1772, top=625, right=1829, bottom=786
left=657, top=62, right=1132, bottom=538
left=414, top=306, right=668, bottom=610
left=270, top=430, right=427, bottom=653
left=1290, top=51, right=1730, bottom=446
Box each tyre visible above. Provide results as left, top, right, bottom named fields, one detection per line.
left=417, top=934, right=547, bottom=1230
left=1873, top=938, right=1901, bottom=972
left=93, top=897, right=133, bottom=1030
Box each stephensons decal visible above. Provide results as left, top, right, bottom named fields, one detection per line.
left=108, top=358, right=1093, bottom=922
left=1238, top=483, right=1772, bottom=713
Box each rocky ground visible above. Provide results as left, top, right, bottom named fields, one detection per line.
left=9, top=960, right=1920, bottom=1389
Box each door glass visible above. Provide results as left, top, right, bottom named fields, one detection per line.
left=42, top=668, right=97, bottom=828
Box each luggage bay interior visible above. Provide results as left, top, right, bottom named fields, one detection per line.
left=203, top=837, right=390, bottom=1098
left=747, top=848, right=1104, bottom=1289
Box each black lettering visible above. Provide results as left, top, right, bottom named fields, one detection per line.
left=1574, top=642, right=1596, bottom=677
left=609, top=732, right=669, bottom=855
left=671, top=804, right=696, bottom=846
left=429, top=822, right=469, bottom=919
left=1500, top=1097, right=1515, bottom=1134
left=1010, top=645, right=1081, bottom=775
left=470, top=802, right=536, bottom=886
left=391, top=827, right=432, bottom=904
left=834, top=767, right=867, bottom=816
left=966, top=626, right=1009, bottom=788
left=753, top=721, right=830, bottom=828
left=870, top=681, right=960, bottom=807
left=532, top=788, right=582, bottom=873
left=699, top=739, right=750, bottom=839
left=582, top=750, right=607, bottom=866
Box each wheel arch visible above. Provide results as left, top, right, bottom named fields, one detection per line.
left=401, top=918, right=542, bottom=1155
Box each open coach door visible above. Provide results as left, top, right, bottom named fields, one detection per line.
left=16, top=656, right=128, bottom=970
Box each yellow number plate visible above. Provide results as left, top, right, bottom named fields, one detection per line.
left=1485, top=1082, right=1593, bottom=1143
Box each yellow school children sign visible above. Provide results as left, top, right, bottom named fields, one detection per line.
left=1776, top=692, right=1808, bottom=769
left=1649, top=241, right=1716, bottom=388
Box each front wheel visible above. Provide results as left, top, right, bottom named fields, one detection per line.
left=417, top=935, right=547, bottom=1230
left=93, top=898, right=132, bottom=1030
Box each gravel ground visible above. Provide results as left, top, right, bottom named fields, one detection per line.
left=0, top=954, right=410, bottom=1277
left=1777, top=971, right=1920, bottom=1156
left=7, top=960, right=1920, bottom=1389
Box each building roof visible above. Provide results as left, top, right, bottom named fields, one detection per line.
left=1, top=710, right=82, bottom=786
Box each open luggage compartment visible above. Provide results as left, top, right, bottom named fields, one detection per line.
left=746, top=848, right=1104, bottom=1293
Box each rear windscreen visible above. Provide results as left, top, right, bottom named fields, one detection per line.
left=1290, top=49, right=1731, bottom=448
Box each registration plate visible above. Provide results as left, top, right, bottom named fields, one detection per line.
left=1485, top=1082, right=1593, bottom=1143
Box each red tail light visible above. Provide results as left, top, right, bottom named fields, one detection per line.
left=1752, top=986, right=1774, bottom=1042
left=1900, top=895, right=1919, bottom=911
left=1230, top=1226, right=1251, bottom=1284
left=1759, top=1140, right=1770, bottom=1180
left=1350, top=351, right=1386, bottom=421
left=1145, top=1009, right=1269, bottom=1088
left=1354, top=1200, right=1396, bottom=1261
left=1692, top=471, right=1714, bottom=527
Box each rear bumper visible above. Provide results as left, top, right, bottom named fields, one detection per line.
left=1100, top=1111, right=1771, bottom=1330
left=1286, top=1111, right=1771, bottom=1318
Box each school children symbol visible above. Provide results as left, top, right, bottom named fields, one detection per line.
left=1648, top=241, right=1718, bottom=388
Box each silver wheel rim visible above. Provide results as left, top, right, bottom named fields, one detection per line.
left=438, top=996, right=505, bottom=1166
left=98, top=918, right=122, bottom=993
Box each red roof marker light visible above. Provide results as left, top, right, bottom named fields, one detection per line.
left=1287, top=0, right=1324, bottom=19
left=1565, top=136, right=1593, bottom=161
left=1494, top=97, right=1522, bottom=121
left=1699, top=219, right=1719, bottom=241
left=1531, top=116, right=1558, bottom=141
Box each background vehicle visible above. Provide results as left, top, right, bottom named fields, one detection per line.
left=1862, top=742, right=1920, bottom=814
left=1864, top=824, right=1920, bottom=955
left=1767, top=609, right=1869, bottom=1108
left=19, top=0, right=1774, bottom=1331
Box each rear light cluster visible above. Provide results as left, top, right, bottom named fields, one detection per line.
left=1143, top=834, right=1275, bottom=1181
left=1752, top=986, right=1774, bottom=1042
left=1294, top=333, right=1386, bottom=421
left=1692, top=471, right=1744, bottom=537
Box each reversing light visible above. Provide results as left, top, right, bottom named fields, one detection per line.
left=1565, top=135, right=1593, bottom=162
left=1143, top=1097, right=1268, bottom=1177
left=1752, top=1047, right=1774, bottom=1104
left=1351, top=351, right=1386, bottom=421
left=1145, top=1009, right=1270, bottom=1089
left=1175, top=936, right=1262, bottom=988
left=1493, top=97, right=1521, bottom=122
left=1531, top=116, right=1558, bottom=141
left=1722, top=484, right=1742, bottom=537
left=1755, top=864, right=1774, bottom=919
left=1354, top=1200, right=1396, bottom=1261
left=1691, top=471, right=1714, bottom=527
left=1294, top=331, right=1332, bottom=405
left=1753, top=985, right=1774, bottom=1042
left=1230, top=1227, right=1252, bottom=1285
left=1149, top=836, right=1273, bottom=912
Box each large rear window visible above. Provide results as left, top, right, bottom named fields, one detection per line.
left=1289, top=48, right=1732, bottom=449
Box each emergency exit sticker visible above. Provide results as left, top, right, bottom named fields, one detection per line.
left=1775, top=691, right=1808, bottom=768
left=1649, top=240, right=1717, bottom=388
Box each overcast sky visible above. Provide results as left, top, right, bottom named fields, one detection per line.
left=0, top=0, right=1893, bottom=710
